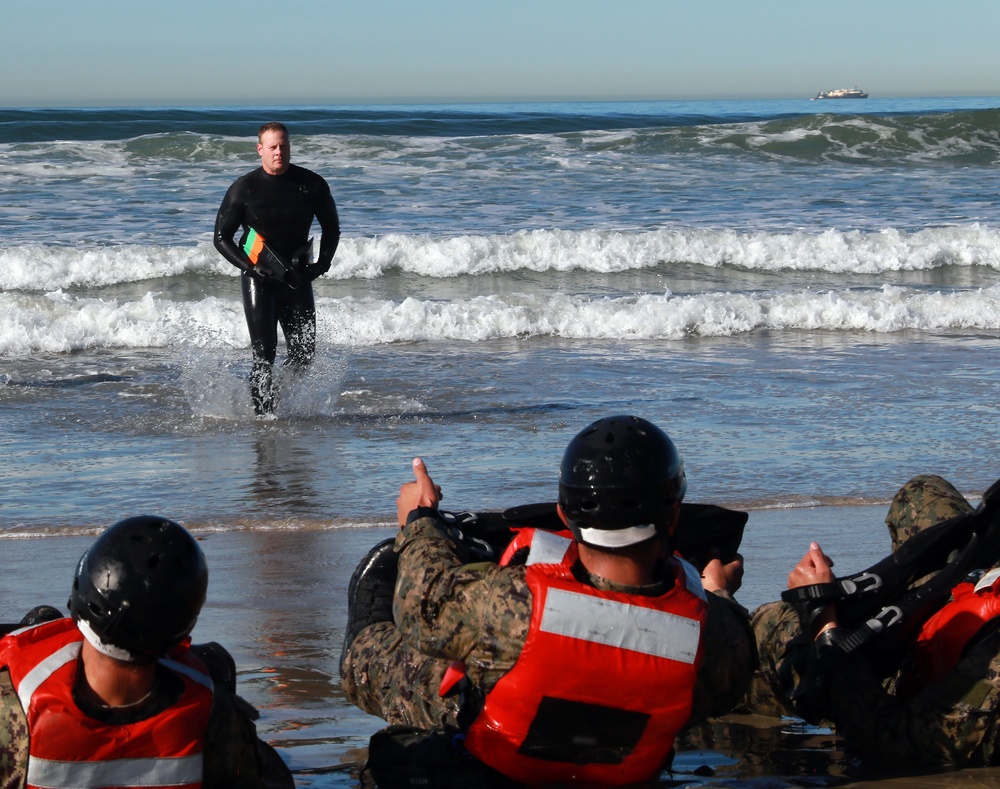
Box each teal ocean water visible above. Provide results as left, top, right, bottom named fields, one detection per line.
left=2, top=97, right=1000, bottom=534
left=2, top=97, right=1000, bottom=784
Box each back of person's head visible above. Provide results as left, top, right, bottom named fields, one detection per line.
left=68, top=516, right=208, bottom=663
left=558, top=415, right=686, bottom=551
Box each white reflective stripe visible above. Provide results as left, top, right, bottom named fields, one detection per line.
left=18, top=642, right=80, bottom=713
left=975, top=567, right=1000, bottom=593
left=27, top=753, right=203, bottom=789
left=160, top=658, right=214, bottom=692
left=677, top=557, right=708, bottom=601
left=539, top=587, right=701, bottom=664
left=525, top=530, right=572, bottom=566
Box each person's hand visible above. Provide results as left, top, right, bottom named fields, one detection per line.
left=787, top=542, right=835, bottom=589
left=396, top=457, right=443, bottom=527
left=305, top=262, right=331, bottom=281
left=788, top=542, right=839, bottom=638
left=701, top=552, right=744, bottom=594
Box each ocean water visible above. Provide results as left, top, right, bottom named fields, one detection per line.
left=2, top=96, right=1000, bottom=534
left=2, top=96, right=1000, bottom=783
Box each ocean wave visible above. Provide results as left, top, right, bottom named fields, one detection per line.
left=2, top=284, right=1000, bottom=356
left=693, top=107, right=1000, bottom=164
left=334, top=225, right=1000, bottom=278
left=6, top=104, right=1000, bottom=166
left=3, top=226, right=999, bottom=292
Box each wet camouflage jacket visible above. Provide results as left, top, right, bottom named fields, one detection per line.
left=745, top=474, right=1000, bottom=771
left=392, top=515, right=757, bottom=724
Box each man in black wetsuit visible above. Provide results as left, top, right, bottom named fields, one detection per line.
left=214, top=122, right=340, bottom=415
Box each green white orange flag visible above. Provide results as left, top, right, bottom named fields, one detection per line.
left=242, top=228, right=266, bottom=265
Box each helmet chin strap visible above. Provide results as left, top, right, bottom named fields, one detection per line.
left=575, top=523, right=658, bottom=548
left=76, top=618, right=140, bottom=664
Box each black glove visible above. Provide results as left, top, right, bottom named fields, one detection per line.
left=304, top=261, right=331, bottom=281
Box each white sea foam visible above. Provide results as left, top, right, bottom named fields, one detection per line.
left=2, top=225, right=1000, bottom=292
left=3, top=284, right=999, bottom=356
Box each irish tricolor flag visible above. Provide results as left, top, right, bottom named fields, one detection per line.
left=243, top=228, right=267, bottom=265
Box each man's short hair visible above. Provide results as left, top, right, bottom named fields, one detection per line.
left=258, top=122, right=289, bottom=143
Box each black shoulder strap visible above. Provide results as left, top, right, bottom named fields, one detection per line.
left=781, top=477, right=1000, bottom=711
left=438, top=501, right=748, bottom=566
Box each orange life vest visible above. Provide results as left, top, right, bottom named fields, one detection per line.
left=464, top=528, right=708, bottom=787
left=902, top=570, right=1000, bottom=697
left=0, top=618, right=214, bottom=789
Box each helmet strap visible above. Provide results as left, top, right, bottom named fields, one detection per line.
left=76, top=618, right=141, bottom=664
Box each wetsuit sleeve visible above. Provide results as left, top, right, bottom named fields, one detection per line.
left=820, top=629, right=1000, bottom=769
left=689, top=592, right=757, bottom=722
left=307, top=178, right=340, bottom=278
left=0, top=668, right=28, bottom=789
left=393, top=515, right=531, bottom=674
left=213, top=180, right=255, bottom=275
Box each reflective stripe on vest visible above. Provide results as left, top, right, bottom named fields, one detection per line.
left=16, top=641, right=79, bottom=714
left=28, top=754, right=203, bottom=789
left=524, top=528, right=573, bottom=566
left=541, top=587, right=701, bottom=663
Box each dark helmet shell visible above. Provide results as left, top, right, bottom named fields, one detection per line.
left=68, top=516, right=208, bottom=662
left=558, top=415, right=686, bottom=548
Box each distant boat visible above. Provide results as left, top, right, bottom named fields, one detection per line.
left=813, top=87, right=868, bottom=100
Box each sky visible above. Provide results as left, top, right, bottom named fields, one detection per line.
left=4, top=0, right=1000, bottom=108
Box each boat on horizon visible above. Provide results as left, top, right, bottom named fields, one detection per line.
left=813, top=87, right=868, bottom=100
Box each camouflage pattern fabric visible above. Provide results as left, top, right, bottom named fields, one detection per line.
left=741, top=600, right=808, bottom=720
left=0, top=670, right=27, bottom=789
left=745, top=475, right=1000, bottom=770
left=341, top=515, right=756, bottom=732
left=885, top=474, right=975, bottom=551
left=202, top=684, right=294, bottom=789
left=821, top=624, right=1000, bottom=770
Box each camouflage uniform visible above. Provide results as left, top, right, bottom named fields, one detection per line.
left=341, top=514, right=757, bottom=733
left=745, top=474, right=1000, bottom=771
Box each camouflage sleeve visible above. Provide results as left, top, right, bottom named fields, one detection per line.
left=823, top=627, right=1000, bottom=769
left=193, top=641, right=293, bottom=789
left=688, top=591, right=758, bottom=723
left=201, top=687, right=294, bottom=789
left=0, top=669, right=27, bottom=789
left=393, top=515, right=531, bottom=683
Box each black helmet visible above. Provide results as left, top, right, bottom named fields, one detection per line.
left=68, top=516, right=208, bottom=663
left=558, top=416, right=686, bottom=548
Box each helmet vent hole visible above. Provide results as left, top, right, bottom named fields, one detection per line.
left=147, top=554, right=161, bottom=570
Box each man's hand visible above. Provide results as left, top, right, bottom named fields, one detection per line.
left=788, top=542, right=835, bottom=589
left=701, top=553, right=744, bottom=594
left=788, top=542, right=838, bottom=638
left=396, top=457, right=443, bottom=526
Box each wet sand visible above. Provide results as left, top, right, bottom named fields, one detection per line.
left=1, top=504, right=989, bottom=787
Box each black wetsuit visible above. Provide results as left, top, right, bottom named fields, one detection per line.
left=214, top=164, right=340, bottom=414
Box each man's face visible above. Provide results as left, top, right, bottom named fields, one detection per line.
left=258, top=130, right=290, bottom=175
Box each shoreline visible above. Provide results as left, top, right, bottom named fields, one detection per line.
left=0, top=504, right=982, bottom=786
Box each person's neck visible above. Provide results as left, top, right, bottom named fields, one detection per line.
left=77, top=639, right=157, bottom=708
left=576, top=540, right=664, bottom=587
